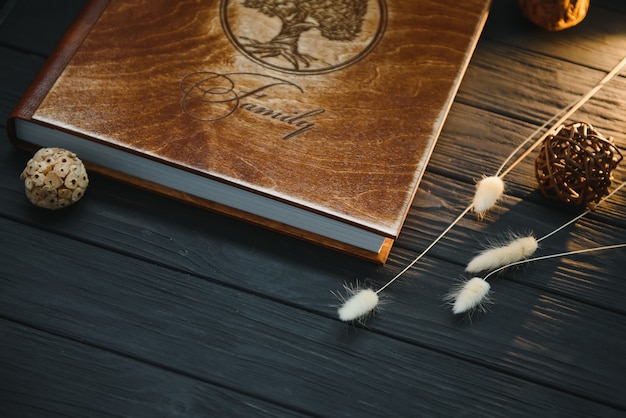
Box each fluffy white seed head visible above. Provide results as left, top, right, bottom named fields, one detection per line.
left=472, top=176, right=505, bottom=215
left=450, top=277, right=491, bottom=315
left=466, top=235, right=538, bottom=273
left=337, top=289, right=379, bottom=322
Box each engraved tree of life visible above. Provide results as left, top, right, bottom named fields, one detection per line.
left=240, top=0, right=368, bottom=70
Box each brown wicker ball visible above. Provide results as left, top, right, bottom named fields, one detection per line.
left=518, top=0, right=589, bottom=31
left=535, top=122, right=622, bottom=207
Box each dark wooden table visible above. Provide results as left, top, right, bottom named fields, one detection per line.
left=1, top=1, right=625, bottom=416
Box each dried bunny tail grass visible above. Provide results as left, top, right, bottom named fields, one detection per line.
left=466, top=235, right=538, bottom=273
left=338, top=289, right=379, bottom=322
left=471, top=55, right=626, bottom=217
left=333, top=56, right=626, bottom=324
left=445, top=277, right=491, bottom=315
left=482, top=243, right=626, bottom=283
left=469, top=55, right=626, bottom=217
left=472, top=176, right=505, bottom=216
left=449, top=243, right=626, bottom=316
left=466, top=179, right=625, bottom=274
left=335, top=178, right=623, bottom=322
left=334, top=204, right=475, bottom=323
left=334, top=283, right=380, bottom=322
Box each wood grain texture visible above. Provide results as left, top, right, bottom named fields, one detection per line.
left=2, top=0, right=626, bottom=416
left=1, top=136, right=625, bottom=410
left=11, top=0, right=490, bottom=243
left=0, top=47, right=45, bottom=124
left=0, top=0, right=86, bottom=56
left=0, top=321, right=310, bottom=418
left=0, top=217, right=622, bottom=417
left=483, top=0, right=626, bottom=70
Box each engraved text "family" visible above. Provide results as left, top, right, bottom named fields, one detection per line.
left=180, top=71, right=323, bottom=140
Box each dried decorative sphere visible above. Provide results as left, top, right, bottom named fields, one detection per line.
left=20, top=147, right=89, bottom=210
left=535, top=122, right=622, bottom=207
left=518, top=0, right=589, bottom=31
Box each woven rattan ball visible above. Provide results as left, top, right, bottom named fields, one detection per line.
left=518, top=0, right=589, bottom=31
left=20, top=147, right=89, bottom=210
left=535, top=122, right=623, bottom=207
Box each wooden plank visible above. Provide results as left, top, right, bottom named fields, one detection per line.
left=399, top=173, right=626, bottom=311
left=0, top=320, right=310, bottom=417
left=3, top=106, right=625, bottom=385
left=483, top=0, right=626, bottom=69
left=432, top=101, right=626, bottom=222
left=0, top=0, right=86, bottom=56
left=396, top=21, right=621, bottom=241
left=0, top=217, right=622, bottom=416
left=3, top=120, right=624, bottom=313
left=461, top=1, right=626, bottom=145
left=0, top=46, right=46, bottom=125
left=457, top=42, right=626, bottom=134
left=593, top=0, right=626, bottom=13
left=0, top=0, right=16, bottom=29
left=1, top=1, right=625, bottom=415
left=5, top=80, right=625, bottom=309
left=7, top=40, right=622, bottom=310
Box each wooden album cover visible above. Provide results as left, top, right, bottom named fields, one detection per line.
left=9, top=0, right=491, bottom=261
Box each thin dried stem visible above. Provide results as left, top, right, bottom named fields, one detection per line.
left=495, top=96, right=579, bottom=177
left=498, top=55, right=626, bottom=179
left=536, top=179, right=626, bottom=244
left=376, top=204, right=472, bottom=294
left=482, top=243, right=626, bottom=282
left=336, top=55, right=626, bottom=321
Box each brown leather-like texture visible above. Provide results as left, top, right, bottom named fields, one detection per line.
left=9, top=0, right=490, bottom=261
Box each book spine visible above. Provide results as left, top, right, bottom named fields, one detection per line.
left=6, top=0, right=110, bottom=145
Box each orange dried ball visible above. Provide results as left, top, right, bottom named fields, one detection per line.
left=518, top=0, right=589, bottom=31
left=20, top=147, right=89, bottom=209
left=535, top=122, right=623, bottom=207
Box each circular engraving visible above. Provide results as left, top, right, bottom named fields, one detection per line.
left=221, top=0, right=387, bottom=75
